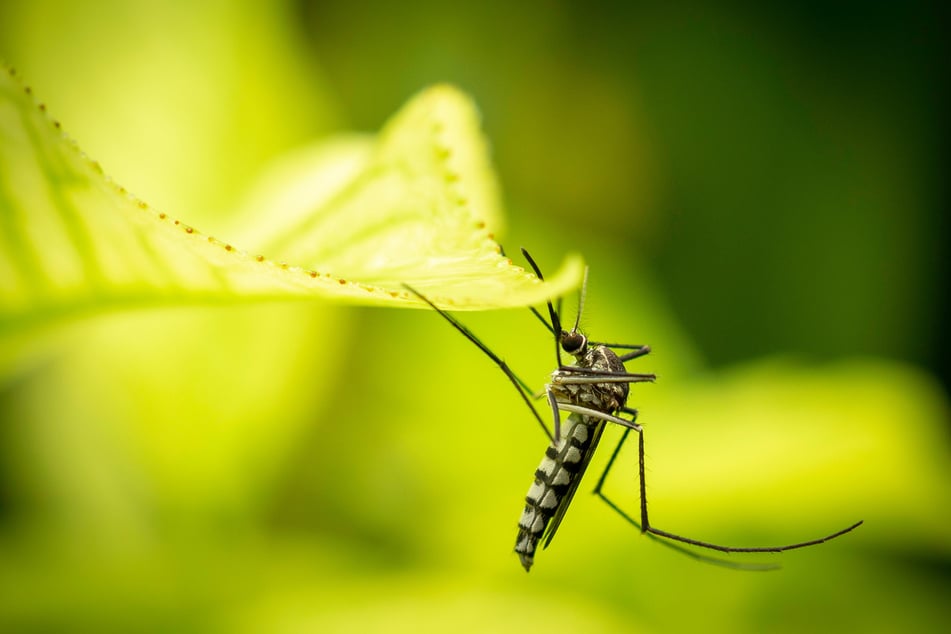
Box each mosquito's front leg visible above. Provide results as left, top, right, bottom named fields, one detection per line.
left=583, top=343, right=652, bottom=362
left=404, top=283, right=553, bottom=443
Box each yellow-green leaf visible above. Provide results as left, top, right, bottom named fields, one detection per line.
left=0, top=66, right=584, bottom=344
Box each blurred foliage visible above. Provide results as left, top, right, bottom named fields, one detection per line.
left=1, top=1, right=948, bottom=633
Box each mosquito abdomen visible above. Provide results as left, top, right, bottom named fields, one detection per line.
left=515, top=416, right=599, bottom=571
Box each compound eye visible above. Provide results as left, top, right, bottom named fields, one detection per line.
left=561, top=332, right=586, bottom=355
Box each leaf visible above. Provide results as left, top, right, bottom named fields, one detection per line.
left=0, top=65, right=584, bottom=343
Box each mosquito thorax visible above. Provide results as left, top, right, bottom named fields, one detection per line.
left=560, top=330, right=587, bottom=358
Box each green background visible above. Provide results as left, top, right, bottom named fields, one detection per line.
left=1, top=1, right=948, bottom=632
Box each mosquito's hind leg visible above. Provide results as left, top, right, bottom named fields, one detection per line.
left=593, top=422, right=776, bottom=570
left=635, top=430, right=862, bottom=553
left=592, top=414, right=648, bottom=531
left=593, top=416, right=863, bottom=561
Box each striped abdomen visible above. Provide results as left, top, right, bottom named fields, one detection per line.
left=515, top=415, right=603, bottom=571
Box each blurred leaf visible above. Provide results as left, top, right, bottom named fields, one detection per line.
left=0, top=67, right=583, bottom=356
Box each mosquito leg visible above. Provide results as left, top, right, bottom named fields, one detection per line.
left=636, top=430, right=650, bottom=531
left=593, top=424, right=635, bottom=499
left=597, top=490, right=780, bottom=571
left=552, top=369, right=656, bottom=385
left=546, top=387, right=562, bottom=442
left=556, top=403, right=642, bottom=431
left=403, top=284, right=553, bottom=443
left=519, top=248, right=565, bottom=369
left=617, top=345, right=652, bottom=362
left=592, top=422, right=777, bottom=570
left=582, top=343, right=650, bottom=363
left=504, top=246, right=557, bottom=339
left=632, top=428, right=864, bottom=553
left=529, top=306, right=555, bottom=336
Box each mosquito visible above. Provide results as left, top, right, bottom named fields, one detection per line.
left=404, top=249, right=863, bottom=571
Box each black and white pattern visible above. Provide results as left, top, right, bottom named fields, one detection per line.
left=516, top=416, right=597, bottom=570
left=515, top=340, right=637, bottom=571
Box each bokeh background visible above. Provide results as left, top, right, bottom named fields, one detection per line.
left=1, top=1, right=948, bottom=632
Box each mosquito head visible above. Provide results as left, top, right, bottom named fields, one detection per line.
left=560, top=329, right=588, bottom=358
